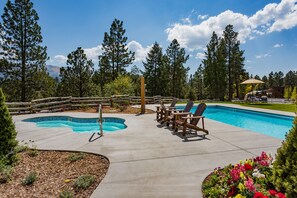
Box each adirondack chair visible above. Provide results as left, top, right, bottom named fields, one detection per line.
left=175, top=103, right=208, bottom=137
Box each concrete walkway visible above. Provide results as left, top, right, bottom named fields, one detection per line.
left=13, top=104, right=291, bottom=197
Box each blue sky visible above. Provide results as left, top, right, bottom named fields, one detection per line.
left=0, top=0, right=297, bottom=77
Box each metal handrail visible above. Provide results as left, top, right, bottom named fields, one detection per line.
left=98, top=104, right=103, bottom=136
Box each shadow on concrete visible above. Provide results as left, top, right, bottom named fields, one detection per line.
left=89, top=133, right=103, bottom=142
left=172, top=130, right=210, bottom=142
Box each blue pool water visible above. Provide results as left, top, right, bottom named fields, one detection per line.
left=176, top=105, right=294, bottom=139
left=23, top=116, right=127, bottom=133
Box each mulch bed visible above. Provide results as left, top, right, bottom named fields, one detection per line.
left=0, top=150, right=109, bottom=198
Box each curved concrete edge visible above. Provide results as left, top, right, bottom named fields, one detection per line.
left=14, top=110, right=284, bottom=198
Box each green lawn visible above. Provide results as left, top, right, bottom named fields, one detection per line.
left=237, top=103, right=296, bottom=113
left=177, top=101, right=296, bottom=113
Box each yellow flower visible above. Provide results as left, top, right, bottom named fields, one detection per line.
left=238, top=183, right=245, bottom=191
left=239, top=160, right=242, bottom=165
left=240, top=172, right=245, bottom=179
left=64, top=179, right=71, bottom=183
left=234, top=194, right=246, bottom=198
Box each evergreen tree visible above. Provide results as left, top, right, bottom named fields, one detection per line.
left=166, top=39, right=189, bottom=98
left=0, top=88, right=18, bottom=164
left=223, top=24, right=245, bottom=100
left=98, top=18, right=135, bottom=82
left=143, top=42, right=163, bottom=96
left=0, top=0, right=48, bottom=101
left=273, top=116, right=297, bottom=197
left=128, top=65, right=142, bottom=96
left=192, top=64, right=205, bottom=100
left=291, top=87, right=296, bottom=101
left=284, top=70, right=297, bottom=86
left=158, top=55, right=171, bottom=96
left=58, top=47, right=96, bottom=97
left=203, top=32, right=226, bottom=100
left=231, top=41, right=245, bottom=98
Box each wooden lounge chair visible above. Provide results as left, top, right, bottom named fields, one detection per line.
left=156, top=98, right=178, bottom=120
left=175, top=103, right=208, bottom=137
left=166, top=100, right=194, bottom=127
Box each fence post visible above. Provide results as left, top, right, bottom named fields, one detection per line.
left=141, top=76, right=145, bottom=114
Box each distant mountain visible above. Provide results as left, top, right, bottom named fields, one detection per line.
left=46, top=65, right=61, bottom=78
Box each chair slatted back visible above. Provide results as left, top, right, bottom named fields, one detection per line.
left=170, top=98, right=178, bottom=107
left=190, top=103, right=206, bottom=126
left=184, top=101, right=194, bottom=112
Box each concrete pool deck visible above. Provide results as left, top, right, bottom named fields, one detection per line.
left=13, top=104, right=293, bottom=197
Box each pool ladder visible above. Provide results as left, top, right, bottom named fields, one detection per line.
left=98, top=104, right=103, bottom=136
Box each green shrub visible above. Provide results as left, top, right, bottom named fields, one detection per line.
left=73, top=175, right=95, bottom=190
left=273, top=116, right=297, bottom=197
left=27, top=140, right=38, bottom=157
left=0, top=164, right=13, bottom=184
left=104, top=75, right=134, bottom=96
left=59, top=189, right=73, bottom=198
left=15, top=144, right=29, bottom=153
left=0, top=88, right=18, bottom=165
left=68, top=152, right=85, bottom=162
left=22, top=171, right=38, bottom=185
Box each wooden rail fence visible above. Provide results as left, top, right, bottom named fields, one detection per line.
left=6, top=95, right=177, bottom=115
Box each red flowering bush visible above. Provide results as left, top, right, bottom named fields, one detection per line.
left=202, top=152, right=286, bottom=198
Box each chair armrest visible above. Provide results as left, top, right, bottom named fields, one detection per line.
left=172, top=112, right=191, bottom=116
left=168, top=107, right=176, bottom=110
left=181, top=115, right=204, bottom=119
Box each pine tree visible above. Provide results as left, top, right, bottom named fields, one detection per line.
left=99, top=19, right=135, bottom=82
left=59, top=47, right=96, bottom=97
left=0, top=88, right=18, bottom=164
left=143, top=42, right=163, bottom=96
left=203, top=32, right=226, bottom=100
left=159, top=55, right=171, bottom=96
left=192, top=64, right=205, bottom=100
left=223, top=24, right=245, bottom=101
left=0, top=0, right=48, bottom=101
left=291, top=87, right=296, bottom=101
left=166, top=39, right=189, bottom=98
left=273, top=116, right=297, bottom=197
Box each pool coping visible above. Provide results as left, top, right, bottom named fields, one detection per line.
left=13, top=105, right=288, bottom=197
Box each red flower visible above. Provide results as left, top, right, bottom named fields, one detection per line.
left=227, top=186, right=236, bottom=197
left=244, top=163, right=253, bottom=170
left=276, top=192, right=286, bottom=198
left=253, top=192, right=268, bottom=198
left=269, top=190, right=277, bottom=196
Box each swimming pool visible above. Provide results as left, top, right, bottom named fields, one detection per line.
left=23, top=116, right=127, bottom=133
left=176, top=105, right=294, bottom=139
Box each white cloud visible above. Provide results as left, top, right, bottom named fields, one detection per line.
left=166, top=10, right=252, bottom=50
left=83, top=45, right=103, bottom=60
left=273, top=43, right=284, bottom=48
left=255, top=53, right=271, bottom=59
left=127, top=40, right=152, bottom=62
left=198, top=14, right=208, bottom=20
left=246, top=60, right=252, bottom=63
left=195, top=52, right=205, bottom=60
left=181, top=17, right=192, bottom=24
left=53, top=55, right=67, bottom=65
left=165, top=0, right=297, bottom=51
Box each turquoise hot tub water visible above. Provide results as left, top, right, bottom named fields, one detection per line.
left=176, top=105, right=294, bottom=139
left=23, top=116, right=127, bottom=133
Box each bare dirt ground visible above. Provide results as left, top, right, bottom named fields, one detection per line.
left=0, top=150, right=109, bottom=198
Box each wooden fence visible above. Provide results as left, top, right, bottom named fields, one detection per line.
left=6, top=95, right=177, bottom=115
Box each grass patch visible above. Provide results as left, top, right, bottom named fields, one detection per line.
left=59, top=188, right=73, bottom=198
left=238, top=103, right=296, bottom=112
left=22, top=171, right=37, bottom=185
left=73, top=175, right=95, bottom=190
left=67, top=152, right=85, bottom=162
